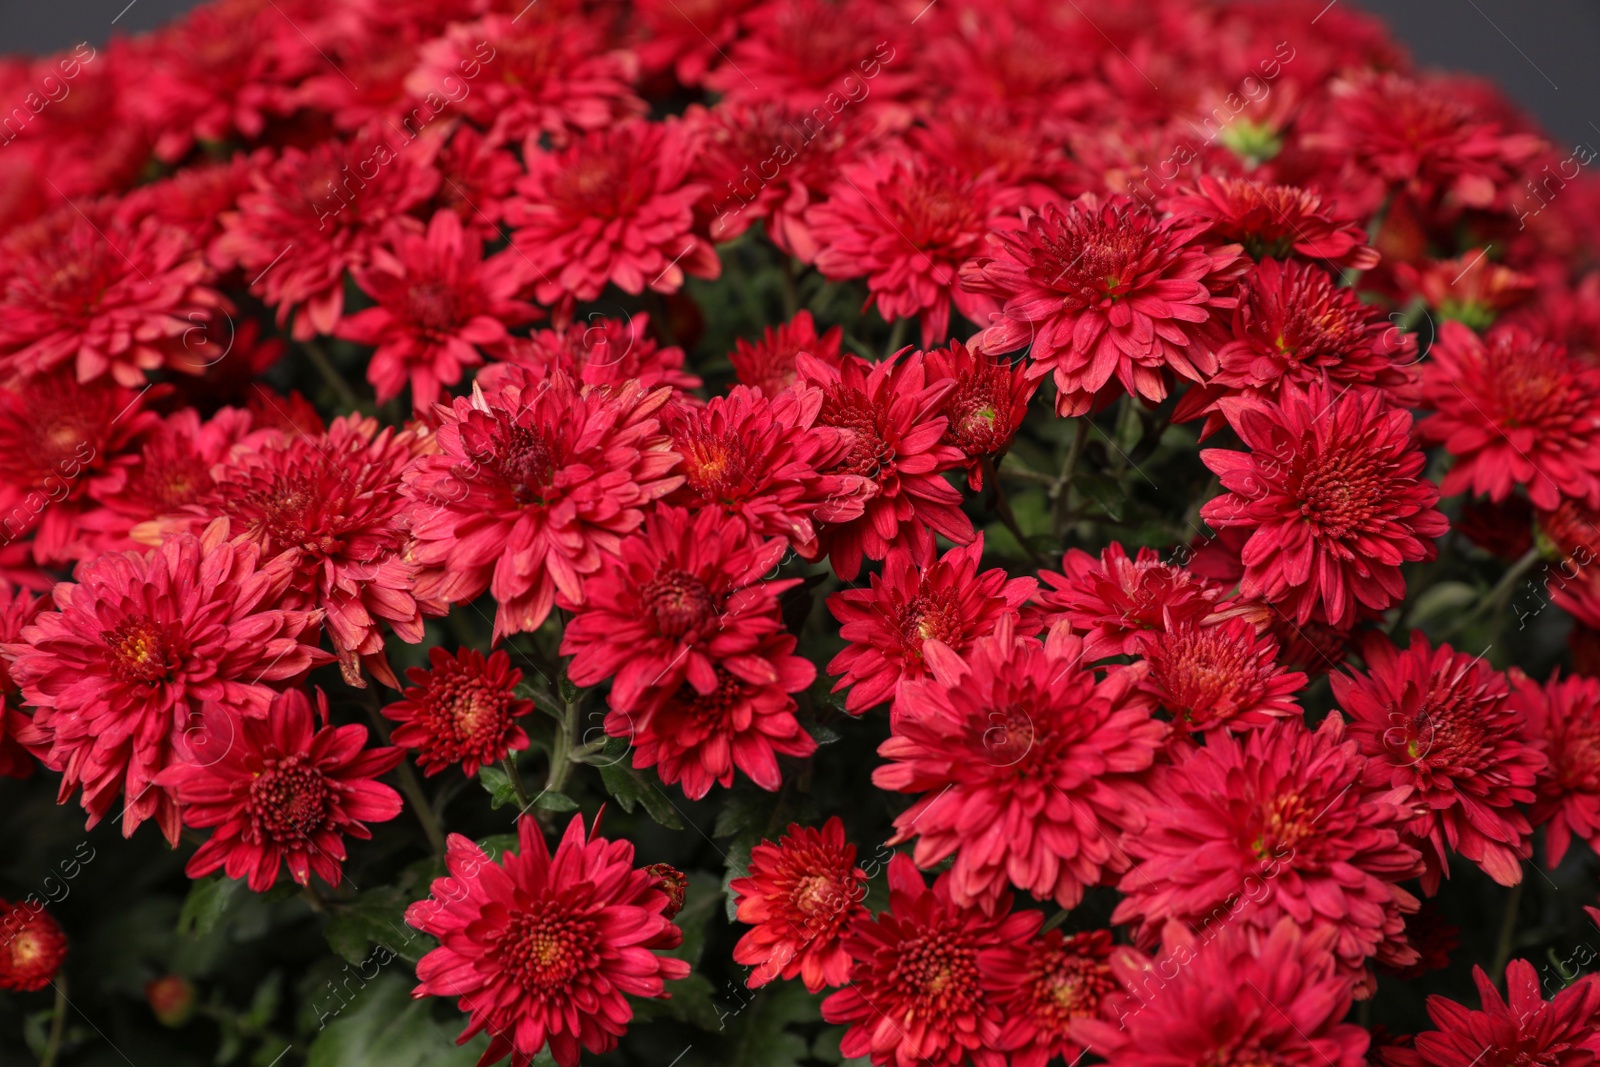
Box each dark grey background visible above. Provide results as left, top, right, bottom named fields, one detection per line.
left=1, top=0, right=1596, bottom=146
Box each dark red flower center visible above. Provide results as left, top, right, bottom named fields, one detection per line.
left=1150, top=629, right=1261, bottom=725
left=403, top=280, right=468, bottom=338
left=642, top=567, right=718, bottom=638
left=675, top=429, right=755, bottom=505
left=885, top=170, right=982, bottom=257
left=821, top=391, right=894, bottom=482
left=896, top=588, right=964, bottom=661
left=496, top=903, right=601, bottom=995
left=249, top=756, right=330, bottom=843
left=1248, top=791, right=1315, bottom=861
left=887, top=926, right=983, bottom=1019
left=1033, top=209, right=1154, bottom=307
left=496, top=425, right=558, bottom=506
left=1289, top=442, right=1383, bottom=541
left=239, top=472, right=346, bottom=556
left=103, top=616, right=181, bottom=684
left=1024, top=943, right=1115, bottom=1032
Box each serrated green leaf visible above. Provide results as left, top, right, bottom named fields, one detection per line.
left=307, top=973, right=489, bottom=1067
left=728, top=983, right=822, bottom=1067
left=598, top=760, right=685, bottom=829
left=477, top=766, right=520, bottom=810
left=531, top=790, right=579, bottom=812
left=178, top=875, right=245, bottom=937
left=322, top=887, right=430, bottom=965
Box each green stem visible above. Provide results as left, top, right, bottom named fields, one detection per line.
left=301, top=340, right=363, bottom=412
left=1051, top=418, right=1090, bottom=538
left=502, top=757, right=531, bottom=810
left=1491, top=879, right=1526, bottom=984
left=363, top=700, right=446, bottom=856
left=1440, top=546, right=1544, bottom=641
left=982, top=458, right=1046, bottom=566
left=882, top=317, right=908, bottom=359
left=40, top=975, right=66, bottom=1067
left=780, top=256, right=800, bottom=318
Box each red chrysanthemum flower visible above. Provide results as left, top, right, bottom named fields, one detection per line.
left=808, top=151, right=1014, bottom=347
left=1075, top=919, right=1370, bottom=1067
left=1132, top=616, right=1305, bottom=735
left=797, top=350, right=972, bottom=581
left=338, top=210, right=539, bottom=412
left=821, top=854, right=1042, bottom=1067
left=1334, top=632, right=1545, bottom=892
left=1418, top=322, right=1600, bottom=510
left=634, top=0, right=756, bottom=86
left=1509, top=668, right=1600, bottom=868
left=4, top=519, right=328, bottom=843
left=150, top=414, right=430, bottom=688
left=0, top=205, right=227, bottom=387
left=507, top=121, right=719, bottom=305
left=406, top=14, right=642, bottom=150
left=729, top=816, right=868, bottom=992
left=961, top=192, right=1242, bottom=416
left=1175, top=257, right=1418, bottom=432
left=1396, top=250, right=1537, bottom=333
left=402, top=370, right=682, bottom=641
left=985, top=928, right=1116, bottom=1067
left=406, top=813, right=691, bottom=1067
left=1034, top=542, right=1228, bottom=662
left=0, top=370, right=160, bottom=567
left=1379, top=961, right=1600, bottom=1067
left=0, top=900, right=67, bottom=992
left=1163, top=175, right=1380, bottom=271
left=1113, top=715, right=1423, bottom=990
left=727, top=310, right=844, bottom=398
left=484, top=313, right=700, bottom=397
left=561, top=505, right=798, bottom=715
left=211, top=127, right=438, bottom=339
left=826, top=537, right=1035, bottom=717
left=0, top=584, right=45, bottom=780
left=432, top=126, right=524, bottom=245
left=383, top=647, right=534, bottom=778
left=923, top=341, right=1035, bottom=489
left=158, top=688, right=403, bottom=891
left=620, top=629, right=817, bottom=799
left=877, top=617, right=1164, bottom=911
left=1378, top=900, right=1460, bottom=980
left=1200, top=383, right=1448, bottom=628
left=662, top=384, right=867, bottom=556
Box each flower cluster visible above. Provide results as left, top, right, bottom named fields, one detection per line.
left=4, top=0, right=1600, bottom=1063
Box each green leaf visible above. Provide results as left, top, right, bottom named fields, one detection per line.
left=531, top=790, right=579, bottom=813
left=475, top=833, right=520, bottom=864
left=178, top=875, right=245, bottom=937
left=722, top=838, right=753, bottom=922
left=598, top=760, right=685, bottom=829
left=477, top=766, right=519, bottom=810
left=1074, top=471, right=1126, bottom=522
left=633, top=972, right=722, bottom=1032
left=728, top=983, right=821, bottom=1067
left=307, top=973, right=490, bottom=1067
left=1408, top=581, right=1481, bottom=626
left=322, top=887, right=431, bottom=965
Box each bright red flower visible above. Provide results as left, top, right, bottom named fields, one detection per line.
left=507, top=121, right=719, bottom=305
left=212, top=127, right=438, bottom=339
left=634, top=0, right=756, bottom=86
left=484, top=313, right=700, bottom=397
left=986, top=929, right=1117, bottom=1067
left=4, top=520, right=328, bottom=844
left=1418, top=322, right=1600, bottom=510
left=406, top=14, right=642, bottom=151
left=821, top=854, right=1042, bottom=1067
left=728, top=310, right=844, bottom=398
left=1396, top=250, right=1536, bottom=332
left=1132, top=615, right=1304, bottom=735
left=961, top=192, right=1242, bottom=416
left=1113, top=715, right=1423, bottom=990
left=1510, top=668, right=1600, bottom=868
left=159, top=688, right=403, bottom=891
left=1075, top=919, right=1370, bottom=1067
left=382, top=647, right=534, bottom=778
left=1034, top=542, right=1228, bottom=662
left=560, top=505, right=798, bottom=715
left=797, top=350, right=972, bottom=581
left=827, top=537, right=1035, bottom=717
left=0, top=205, right=227, bottom=387
left=1334, top=632, right=1545, bottom=892
left=0, top=900, right=67, bottom=992
left=1175, top=257, right=1418, bottom=432
left=662, top=384, right=865, bottom=555
left=1380, top=961, right=1600, bottom=1067
left=729, top=816, right=868, bottom=992
left=1200, top=383, right=1448, bottom=629
left=0, top=584, right=45, bottom=780
left=876, top=617, right=1164, bottom=911
left=1162, top=175, right=1379, bottom=270
left=152, top=414, right=431, bottom=688
left=402, top=370, right=681, bottom=641
left=923, top=340, right=1035, bottom=489
left=338, top=210, right=538, bottom=412
left=406, top=813, right=690, bottom=1067
left=808, top=151, right=1014, bottom=347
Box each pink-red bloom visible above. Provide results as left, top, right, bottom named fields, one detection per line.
left=159, top=688, right=403, bottom=891
left=1034, top=542, right=1227, bottom=662
left=923, top=341, right=1035, bottom=489
left=382, top=647, right=534, bottom=778
left=5, top=520, right=328, bottom=843
left=727, top=310, right=844, bottom=398
left=1201, top=383, right=1448, bottom=628
left=0, top=900, right=67, bottom=992
left=729, top=816, right=867, bottom=992
left=1163, top=175, right=1379, bottom=270
left=1132, top=616, right=1305, bottom=735
left=406, top=813, right=690, bottom=1067
left=1510, top=667, right=1600, bottom=868
left=986, top=929, right=1117, bottom=1067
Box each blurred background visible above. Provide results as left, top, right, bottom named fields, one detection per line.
left=0, top=0, right=1597, bottom=144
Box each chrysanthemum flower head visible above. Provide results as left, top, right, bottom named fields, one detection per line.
left=0, top=583, right=46, bottom=780
left=1132, top=615, right=1305, bottom=735
left=407, top=812, right=691, bottom=1067
left=1200, top=382, right=1448, bottom=628
left=728, top=310, right=844, bottom=398
left=1163, top=175, right=1379, bottom=270
left=1509, top=667, right=1600, bottom=868
left=923, top=341, right=1035, bottom=489
left=1034, top=541, right=1226, bottom=662
left=383, top=646, right=534, bottom=778
left=0, top=900, right=67, bottom=992
left=729, top=816, right=867, bottom=992
left=158, top=687, right=404, bottom=891
left=986, top=928, right=1117, bottom=1067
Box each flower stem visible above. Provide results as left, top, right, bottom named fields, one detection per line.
left=40, top=975, right=67, bottom=1067
left=883, top=316, right=908, bottom=359
left=1051, top=418, right=1090, bottom=538
left=502, top=757, right=531, bottom=810
left=362, top=699, right=446, bottom=856
left=1440, top=546, right=1544, bottom=641
left=1491, top=878, right=1526, bottom=984
left=301, top=339, right=364, bottom=412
